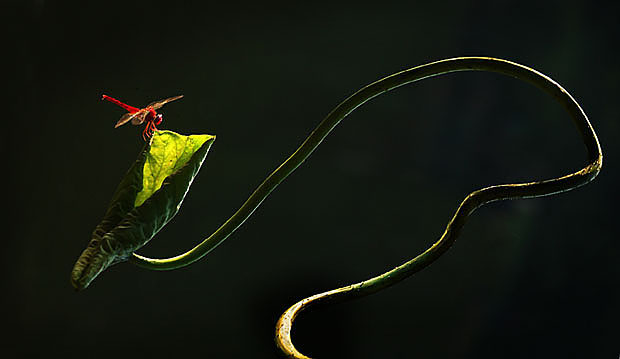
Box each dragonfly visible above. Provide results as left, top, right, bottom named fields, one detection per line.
left=102, top=94, right=184, bottom=140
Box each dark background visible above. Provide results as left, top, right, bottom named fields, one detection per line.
left=7, top=1, right=619, bottom=358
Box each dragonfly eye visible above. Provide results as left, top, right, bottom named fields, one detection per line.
left=155, top=114, right=163, bottom=125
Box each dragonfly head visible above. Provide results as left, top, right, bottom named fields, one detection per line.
left=154, top=113, right=163, bottom=125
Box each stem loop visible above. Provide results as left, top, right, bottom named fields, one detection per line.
left=129, top=57, right=602, bottom=358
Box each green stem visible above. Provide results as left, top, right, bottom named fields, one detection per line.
left=129, top=57, right=602, bottom=358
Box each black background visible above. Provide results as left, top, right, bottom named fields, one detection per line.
left=8, top=1, right=619, bottom=358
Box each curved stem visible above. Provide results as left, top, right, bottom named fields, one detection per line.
left=129, top=57, right=602, bottom=357
left=131, top=57, right=601, bottom=269
left=272, top=59, right=602, bottom=358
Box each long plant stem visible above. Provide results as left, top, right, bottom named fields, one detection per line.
left=129, top=57, right=602, bottom=358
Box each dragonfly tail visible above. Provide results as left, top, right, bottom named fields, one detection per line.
left=102, top=94, right=140, bottom=113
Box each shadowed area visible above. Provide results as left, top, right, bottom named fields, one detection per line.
left=7, top=0, right=619, bottom=358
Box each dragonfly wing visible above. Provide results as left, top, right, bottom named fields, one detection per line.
left=115, top=110, right=145, bottom=128
left=115, top=112, right=137, bottom=128
left=148, top=95, right=184, bottom=110
left=130, top=111, right=148, bottom=125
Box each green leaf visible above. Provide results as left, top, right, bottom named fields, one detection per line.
left=136, top=131, right=212, bottom=207
left=71, top=130, right=216, bottom=290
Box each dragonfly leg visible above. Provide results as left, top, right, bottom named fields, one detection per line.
left=142, top=121, right=158, bottom=141
left=142, top=122, right=150, bottom=141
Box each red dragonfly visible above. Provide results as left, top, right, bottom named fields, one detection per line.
left=102, top=94, right=184, bottom=140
